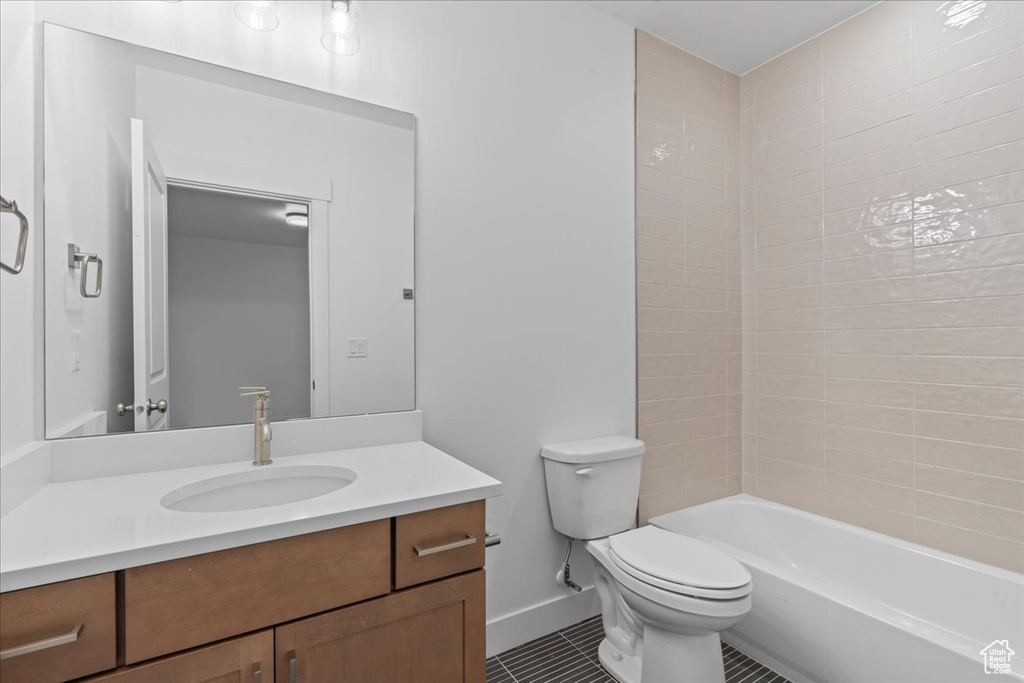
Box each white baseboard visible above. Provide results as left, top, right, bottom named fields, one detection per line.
left=486, top=586, right=602, bottom=657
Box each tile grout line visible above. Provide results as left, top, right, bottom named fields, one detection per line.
left=558, top=630, right=595, bottom=662
left=559, top=622, right=604, bottom=667
left=493, top=656, right=519, bottom=683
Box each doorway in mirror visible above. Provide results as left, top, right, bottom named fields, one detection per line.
left=166, top=185, right=313, bottom=430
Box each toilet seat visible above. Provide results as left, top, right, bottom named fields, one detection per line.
left=608, top=526, right=751, bottom=600
left=588, top=537, right=752, bottom=622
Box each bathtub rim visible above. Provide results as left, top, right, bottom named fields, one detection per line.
left=649, top=493, right=1024, bottom=679
left=650, top=493, right=1024, bottom=585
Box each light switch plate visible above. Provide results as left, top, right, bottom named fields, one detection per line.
left=348, top=338, right=367, bottom=358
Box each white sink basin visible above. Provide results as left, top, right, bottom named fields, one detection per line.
left=161, top=465, right=357, bottom=513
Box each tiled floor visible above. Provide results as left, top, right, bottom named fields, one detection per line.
left=486, top=616, right=792, bottom=683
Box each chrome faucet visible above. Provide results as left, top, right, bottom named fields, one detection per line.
left=240, top=387, right=272, bottom=466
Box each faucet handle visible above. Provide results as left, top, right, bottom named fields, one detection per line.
left=240, top=386, right=268, bottom=398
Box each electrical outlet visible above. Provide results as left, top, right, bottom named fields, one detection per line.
left=348, top=338, right=367, bottom=358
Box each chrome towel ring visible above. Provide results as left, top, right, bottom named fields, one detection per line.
left=68, top=243, right=103, bottom=298
left=0, top=194, right=29, bottom=275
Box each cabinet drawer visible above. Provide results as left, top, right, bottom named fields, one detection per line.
left=0, top=573, right=116, bottom=683
left=394, top=501, right=485, bottom=589
left=123, top=520, right=390, bottom=664
left=83, top=631, right=273, bottom=683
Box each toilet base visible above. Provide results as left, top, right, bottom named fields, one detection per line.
left=641, top=627, right=725, bottom=683
left=597, top=630, right=726, bottom=683
left=598, top=638, right=641, bottom=683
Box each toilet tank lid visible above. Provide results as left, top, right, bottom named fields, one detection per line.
left=540, top=436, right=645, bottom=464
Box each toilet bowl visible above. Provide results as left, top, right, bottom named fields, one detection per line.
left=587, top=527, right=751, bottom=683
left=540, top=436, right=752, bottom=683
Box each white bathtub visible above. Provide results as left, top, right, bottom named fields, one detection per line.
left=651, top=494, right=1024, bottom=683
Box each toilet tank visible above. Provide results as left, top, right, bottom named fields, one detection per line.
left=540, top=436, right=645, bottom=540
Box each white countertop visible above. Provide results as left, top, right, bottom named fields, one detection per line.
left=0, top=441, right=501, bottom=592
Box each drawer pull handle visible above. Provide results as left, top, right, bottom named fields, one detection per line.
left=288, top=649, right=298, bottom=683
left=414, top=534, right=478, bottom=557
left=0, top=623, right=82, bottom=660
left=253, top=662, right=262, bottom=683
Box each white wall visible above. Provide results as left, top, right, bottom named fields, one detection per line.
left=0, top=0, right=40, bottom=456
left=42, top=24, right=136, bottom=437
left=0, top=0, right=636, bottom=651
left=168, top=233, right=311, bottom=428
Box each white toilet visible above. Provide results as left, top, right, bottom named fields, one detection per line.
left=541, top=436, right=752, bottom=683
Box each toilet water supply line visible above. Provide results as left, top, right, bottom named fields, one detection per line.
left=559, top=537, right=583, bottom=592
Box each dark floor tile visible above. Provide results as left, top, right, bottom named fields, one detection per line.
left=499, top=632, right=574, bottom=669
left=728, top=661, right=770, bottom=683
left=487, top=656, right=516, bottom=683
left=499, top=633, right=593, bottom=683
left=526, top=656, right=608, bottom=683
left=559, top=616, right=605, bottom=664
left=558, top=615, right=602, bottom=641
left=491, top=616, right=790, bottom=683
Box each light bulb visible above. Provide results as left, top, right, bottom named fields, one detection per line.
left=322, top=0, right=359, bottom=56
left=285, top=212, right=309, bottom=228
left=234, top=1, right=279, bottom=32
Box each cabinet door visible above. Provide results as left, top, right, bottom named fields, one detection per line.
left=276, top=570, right=484, bottom=683
left=84, top=631, right=272, bottom=683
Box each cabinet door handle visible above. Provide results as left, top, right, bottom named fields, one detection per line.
left=413, top=534, right=478, bottom=557
left=253, top=662, right=262, bottom=683
left=0, top=623, right=82, bottom=660
left=288, top=649, right=297, bottom=683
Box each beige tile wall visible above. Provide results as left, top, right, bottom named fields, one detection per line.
left=637, top=3, right=1022, bottom=571
left=635, top=31, right=743, bottom=522
left=740, top=1, right=1024, bottom=572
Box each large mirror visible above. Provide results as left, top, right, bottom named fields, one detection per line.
left=43, top=24, right=415, bottom=439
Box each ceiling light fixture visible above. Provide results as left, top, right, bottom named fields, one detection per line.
left=322, top=0, right=360, bottom=56
left=234, top=1, right=279, bottom=32
left=285, top=212, right=309, bottom=228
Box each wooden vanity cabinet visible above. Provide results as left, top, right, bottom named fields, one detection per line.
left=276, top=570, right=485, bottom=683
left=1, top=501, right=486, bottom=683
left=84, top=631, right=273, bottom=683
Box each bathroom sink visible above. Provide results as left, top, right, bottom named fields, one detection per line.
left=160, top=465, right=357, bottom=513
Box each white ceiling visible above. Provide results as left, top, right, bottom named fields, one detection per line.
left=168, top=186, right=308, bottom=249
left=585, top=0, right=879, bottom=75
